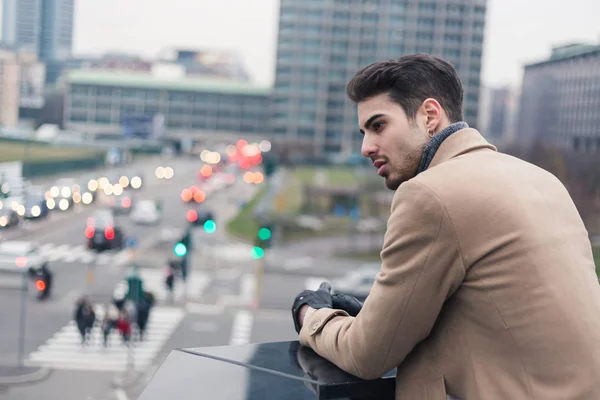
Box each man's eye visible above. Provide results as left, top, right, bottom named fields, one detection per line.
left=373, top=122, right=384, bottom=131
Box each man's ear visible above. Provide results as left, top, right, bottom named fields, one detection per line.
left=421, top=98, right=443, bottom=135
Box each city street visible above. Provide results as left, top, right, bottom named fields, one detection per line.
left=0, top=156, right=374, bottom=400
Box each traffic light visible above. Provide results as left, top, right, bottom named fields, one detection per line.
left=253, top=222, right=273, bottom=259
left=174, top=242, right=187, bottom=257
left=203, top=219, right=216, bottom=233
left=252, top=246, right=265, bottom=259
left=263, top=155, right=277, bottom=178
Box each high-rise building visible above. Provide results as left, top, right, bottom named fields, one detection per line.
left=2, top=0, right=75, bottom=85
left=0, top=49, right=21, bottom=126
left=39, top=0, right=75, bottom=61
left=518, top=43, right=600, bottom=153
left=479, top=86, right=519, bottom=146
left=269, top=0, right=487, bottom=156
left=1, top=0, right=43, bottom=54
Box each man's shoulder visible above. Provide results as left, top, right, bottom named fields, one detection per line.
left=394, top=149, right=552, bottom=207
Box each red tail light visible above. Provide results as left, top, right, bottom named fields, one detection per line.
left=186, top=209, right=198, bottom=222
left=35, top=280, right=46, bottom=291
left=105, top=226, right=115, bottom=240
left=121, top=197, right=131, bottom=208
left=85, top=225, right=95, bottom=239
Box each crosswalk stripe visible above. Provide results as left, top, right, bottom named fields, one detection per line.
left=46, top=244, right=70, bottom=262
left=137, top=268, right=211, bottom=301
left=26, top=305, right=185, bottom=372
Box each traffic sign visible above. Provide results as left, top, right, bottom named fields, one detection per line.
left=126, top=236, right=138, bottom=248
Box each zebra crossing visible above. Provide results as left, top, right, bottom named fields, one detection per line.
left=26, top=304, right=185, bottom=372
left=37, top=243, right=128, bottom=266
left=200, top=242, right=316, bottom=270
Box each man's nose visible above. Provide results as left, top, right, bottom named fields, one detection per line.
left=361, top=136, right=375, bottom=158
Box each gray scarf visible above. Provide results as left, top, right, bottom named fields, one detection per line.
left=417, top=121, right=469, bottom=173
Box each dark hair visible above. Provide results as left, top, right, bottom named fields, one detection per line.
left=346, top=53, right=464, bottom=122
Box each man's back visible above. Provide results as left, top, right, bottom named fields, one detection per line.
left=403, top=131, right=600, bottom=399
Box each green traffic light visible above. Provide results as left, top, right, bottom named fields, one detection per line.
left=258, top=227, right=271, bottom=241
left=174, top=242, right=187, bottom=257
left=204, top=219, right=216, bottom=233
left=251, top=246, right=265, bottom=259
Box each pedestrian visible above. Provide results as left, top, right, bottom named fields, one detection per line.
left=116, top=308, right=132, bottom=344
left=291, top=53, right=600, bottom=399
left=135, top=292, right=154, bottom=341
left=101, top=303, right=119, bottom=347
left=74, top=296, right=96, bottom=345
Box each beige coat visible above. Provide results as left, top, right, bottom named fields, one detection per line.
left=300, top=128, right=600, bottom=399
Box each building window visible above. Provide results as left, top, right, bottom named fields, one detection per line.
left=447, top=4, right=465, bottom=15
left=418, top=3, right=436, bottom=12
left=95, top=113, right=112, bottom=124
left=121, top=88, right=136, bottom=99
left=333, top=10, right=350, bottom=20
left=446, top=19, right=463, bottom=29
left=96, top=87, right=113, bottom=96
left=71, top=85, right=89, bottom=95
left=444, top=33, right=462, bottom=43
left=390, top=2, right=407, bottom=12
left=70, top=111, right=87, bottom=122
left=416, top=32, right=434, bottom=41
left=443, top=48, right=461, bottom=58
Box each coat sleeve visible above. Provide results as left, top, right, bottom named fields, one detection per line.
left=299, top=180, right=466, bottom=380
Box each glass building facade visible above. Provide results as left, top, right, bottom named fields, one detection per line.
left=518, top=44, right=600, bottom=153
left=39, top=0, right=75, bottom=61
left=269, top=0, right=487, bottom=155
left=2, top=0, right=42, bottom=54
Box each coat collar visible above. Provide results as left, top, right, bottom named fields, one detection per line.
left=427, top=128, right=497, bottom=170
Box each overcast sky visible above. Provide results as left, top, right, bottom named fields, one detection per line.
left=21, top=0, right=600, bottom=87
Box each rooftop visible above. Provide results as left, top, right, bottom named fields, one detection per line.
left=64, top=69, right=271, bottom=96
left=525, top=42, right=600, bottom=68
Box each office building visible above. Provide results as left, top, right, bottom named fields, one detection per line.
left=480, top=86, right=519, bottom=145
left=63, top=69, right=270, bottom=141
left=518, top=43, right=600, bottom=153
left=269, top=0, right=487, bottom=156
left=2, top=0, right=75, bottom=61
left=0, top=49, right=21, bottom=126
left=39, top=0, right=75, bottom=61
left=2, top=0, right=42, bottom=54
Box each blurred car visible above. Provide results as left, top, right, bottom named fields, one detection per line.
left=0, top=241, right=47, bottom=273
left=0, top=206, right=19, bottom=228
left=330, top=263, right=381, bottom=301
left=108, top=190, right=134, bottom=214
left=50, top=178, right=76, bottom=211
left=130, top=200, right=162, bottom=225
left=85, top=209, right=125, bottom=252
left=23, top=195, right=49, bottom=219
left=72, top=179, right=96, bottom=206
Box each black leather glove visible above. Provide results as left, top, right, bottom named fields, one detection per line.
left=292, top=282, right=333, bottom=333
left=332, top=293, right=363, bottom=317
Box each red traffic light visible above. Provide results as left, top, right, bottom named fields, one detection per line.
left=186, top=209, right=198, bottom=222
left=35, top=279, right=46, bottom=291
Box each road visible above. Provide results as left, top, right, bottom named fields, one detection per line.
left=0, top=156, right=376, bottom=400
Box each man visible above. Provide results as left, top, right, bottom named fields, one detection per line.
left=291, top=54, right=600, bottom=399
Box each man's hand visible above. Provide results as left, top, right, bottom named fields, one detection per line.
left=292, top=282, right=333, bottom=333
left=332, top=293, right=363, bottom=317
